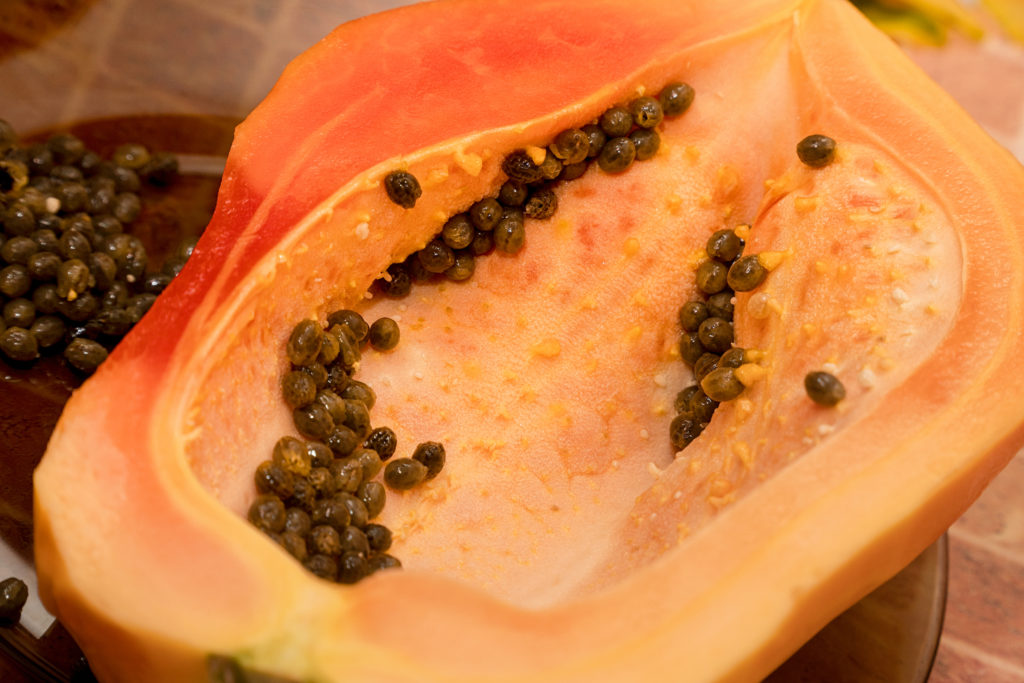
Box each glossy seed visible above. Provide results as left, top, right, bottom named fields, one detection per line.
left=282, top=370, right=317, bottom=408
left=719, top=347, right=746, bottom=368
left=524, top=188, right=557, bottom=220
left=498, top=180, right=527, bottom=207
left=689, top=390, right=719, bottom=422
left=669, top=413, right=702, bottom=450
left=727, top=255, right=767, bottom=292
left=659, top=82, right=695, bottom=117
left=698, top=317, right=734, bottom=354
left=442, top=214, right=475, bottom=249
left=674, top=385, right=700, bottom=414
left=599, top=107, right=633, bottom=137
left=679, top=331, right=704, bottom=365
left=706, top=291, right=735, bottom=320
left=597, top=137, right=635, bottom=173
left=293, top=403, right=335, bottom=440
left=384, top=457, right=428, bottom=490
left=629, top=96, right=664, bottom=129
left=706, top=229, right=743, bottom=262
left=469, top=198, right=502, bottom=231
left=412, top=441, right=446, bottom=479
left=286, top=319, right=323, bottom=366
left=248, top=495, right=286, bottom=533
left=64, top=337, right=106, bottom=372
left=550, top=128, right=590, bottom=164
left=629, top=128, right=660, bottom=160
left=364, top=524, right=393, bottom=552
left=363, top=427, right=398, bottom=461
left=0, top=577, right=29, bottom=624
left=337, top=551, right=369, bottom=584
left=701, top=366, right=745, bottom=402
left=272, top=436, right=312, bottom=476
left=696, top=260, right=728, bottom=295
left=445, top=250, right=475, bottom=281
left=797, top=134, right=836, bottom=168
left=255, top=460, right=295, bottom=499
left=678, top=300, right=708, bottom=332
left=383, top=170, right=422, bottom=208
left=368, top=317, right=400, bottom=351
left=494, top=208, right=526, bottom=254
left=418, top=239, right=455, bottom=273
left=501, top=150, right=543, bottom=184
left=309, top=525, right=342, bottom=556
left=358, top=481, right=386, bottom=519
left=805, top=371, right=846, bottom=406
left=581, top=124, right=607, bottom=158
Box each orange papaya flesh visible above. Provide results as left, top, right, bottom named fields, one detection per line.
left=32, top=0, right=1024, bottom=682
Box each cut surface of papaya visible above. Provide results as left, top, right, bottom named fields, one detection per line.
left=33, top=0, right=1024, bottom=681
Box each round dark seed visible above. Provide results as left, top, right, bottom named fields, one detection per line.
left=0, top=264, right=31, bottom=298
left=64, top=338, right=106, bottom=372
left=630, top=96, right=664, bottom=129
left=498, top=180, right=527, bottom=207
left=560, top=161, right=588, bottom=182
left=2, top=236, right=38, bottom=265
left=285, top=507, right=312, bottom=536
left=330, top=457, right=363, bottom=493
left=255, top=460, right=295, bottom=499
left=599, top=107, right=633, bottom=137
left=383, top=170, right=422, bottom=208
left=411, top=441, right=446, bottom=479
left=368, top=317, right=400, bottom=351
left=3, top=298, right=34, bottom=328
left=629, top=128, right=660, bottom=161
left=277, top=531, right=308, bottom=561
left=30, top=316, right=64, bottom=349
left=310, top=496, right=351, bottom=530
left=494, top=208, right=526, bottom=254
left=689, top=390, right=719, bottom=422
left=0, top=327, right=37, bottom=362
left=805, top=371, right=846, bottom=406
left=727, top=255, right=767, bottom=292
left=343, top=401, right=373, bottom=439
left=501, top=150, right=543, bottom=184
left=303, top=554, right=338, bottom=581
left=378, top=264, right=411, bottom=298
left=307, top=441, right=334, bottom=469
left=698, top=317, right=733, bottom=354
left=293, top=403, right=335, bottom=440
left=248, top=494, right=286, bottom=533
left=696, top=260, right=728, bottom=294
left=701, top=366, right=745, bottom=402
left=139, top=151, right=179, bottom=186
left=358, top=481, right=386, bottom=519
left=797, top=134, right=837, bottom=168
left=339, top=525, right=370, bottom=557
left=707, top=291, right=735, bottom=320
left=674, top=385, right=700, bottom=414
left=469, top=198, right=502, bottom=231
left=300, top=362, right=329, bottom=389
left=272, top=436, right=312, bottom=476
left=659, top=82, right=695, bottom=117
left=471, top=229, right=494, bottom=256
left=309, top=525, right=343, bottom=556
left=679, top=331, right=704, bottom=365
left=418, top=239, right=455, bottom=273
left=363, top=427, right=397, bottom=461
left=694, top=352, right=720, bottom=383
left=286, top=319, right=323, bottom=366
left=678, top=300, right=708, bottom=332
left=445, top=250, right=475, bottom=281
left=550, top=128, right=590, bottom=164
left=384, top=458, right=428, bottom=490
left=282, top=370, right=317, bottom=408
left=352, top=446, right=383, bottom=480
left=0, top=578, right=29, bottom=624
left=316, top=331, right=340, bottom=365
left=326, top=309, right=368, bottom=344
left=581, top=124, right=607, bottom=158
left=309, top=466, right=336, bottom=498
left=669, top=413, right=701, bottom=450
left=524, top=188, right=557, bottom=220
left=364, top=524, right=392, bottom=552
left=442, top=214, right=474, bottom=249
left=112, top=143, right=150, bottom=169
left=288, top=476, right=318, bottom=513
left=719, top=347, right=746, bottom=368
left=337, top=492, right=369, bottom=528
left=706, top=229, right=743, bottom=262
left=340, top=379, right=376, bottom=409
left=337, top=552, right=369, bottom=584
left=537, top=151, right=563, bottom=180
left=316, top=389, right=347, bottom=424
left=597, top=137, right=635, bottom=173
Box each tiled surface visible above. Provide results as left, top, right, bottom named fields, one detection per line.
left=0, top=2, right=1021, bottom=682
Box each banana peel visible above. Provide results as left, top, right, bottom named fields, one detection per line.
left=853, top=0, right=984, bottom=45
left=982, top=0, right=1024, bottom=43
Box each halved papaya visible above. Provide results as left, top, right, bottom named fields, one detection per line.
left=32, top=0, right=1024, bottom=681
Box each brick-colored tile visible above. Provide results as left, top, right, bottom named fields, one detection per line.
left=930, top=636, right=1024, bottom=683
left=952, top=453, right=1024, bottom=558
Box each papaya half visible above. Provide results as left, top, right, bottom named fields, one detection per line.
left=32, top=0, right=1024, bottom=681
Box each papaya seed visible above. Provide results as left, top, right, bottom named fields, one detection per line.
left=659, top=81, right=695, bottom=117
left=383, top=170, right=422, bottom=208
left=797, top=134, right=836, bottom=168
left=805, top=371, right=846, bottom=406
